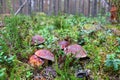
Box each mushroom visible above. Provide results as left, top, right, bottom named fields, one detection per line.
left=63, top=44, right=89, bottom=68
left=110, top=5, right=117, bottom=23
left=29, top=55, right=44, bottom=67
left=58, top=40, right=70, bottom=49
left=64, top=44, right=87, bottom=58
left=75, top=69, right=91, bottom=79
left=35, top=49, right=54, bottom=62
left=32, top=35, right=45, bottom=45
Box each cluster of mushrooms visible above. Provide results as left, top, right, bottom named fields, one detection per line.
left=58, top=40, right=87, bottom=58
left=29, top=35, right=54, bottom=67
left=29, top=35, right=87, bottom=67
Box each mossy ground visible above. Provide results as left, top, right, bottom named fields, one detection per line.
left=0, top=13, right=120, bottom=80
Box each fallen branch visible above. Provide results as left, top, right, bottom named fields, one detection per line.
left=14, top=0, right=27, bottom=15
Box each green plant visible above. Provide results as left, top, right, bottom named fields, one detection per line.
left=116, top=37, right=120, bottom=53
left=38, top=28, right=58, bottom=49
left=54, top=16, right=70, bottom=29
left=0, top=68, right=7, bottom=80
left=116, top=37, right=120, bottom=45
left=0, top=52, right=15, bottom=67
left=3, top=15, right=32, bottom=56
left=55, top=27, right=79, bottom=42
left=54, top=54, right=81, bottom=80
left=0, top=36, right=9, bottom=53
left=93, top=56, right=101, bottom=69
left=26, top=70, right=33, bottom=78
left=4, top=16, right=23, bottom=51
left=116, top=47, right=120, bottom=53
left=105, top=54, right=120, bottom=70
left=0, top=52, right=15, bottom=79
left=9, top=60, right=32, bottom=80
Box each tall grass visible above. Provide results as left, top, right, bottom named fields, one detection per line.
left=3, top=15, right=32, bottom=54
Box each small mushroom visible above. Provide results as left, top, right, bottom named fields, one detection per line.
left=29, top=55, right=44, bottom=67
left=75, top=69, right=91, bottom=79
left=58, top=40, right=70, bottom=49
left=32, top=35, right=45, bottom=45
left=64, top=44, right=87, bottom=58
left=110, top=5, right=117, bottom=23
left=35, top=49, right=54, bottom=62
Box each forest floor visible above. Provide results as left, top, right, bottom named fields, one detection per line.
left=0, top=13, right=120, bottom=80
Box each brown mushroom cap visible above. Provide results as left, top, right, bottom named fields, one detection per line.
left=29, top=55, right=44, bottom=67
left=35, top=49, right=54, bottom=61
left=32, top=35, right=45, bottom=45
left=64, top=44, right=87, bottom=58
left=110, top=5, right=117, bottom=12
left=58, top=40, right=70, bottom=49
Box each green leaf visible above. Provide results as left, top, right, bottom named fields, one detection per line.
left=113, top=62, right=119, bottom=70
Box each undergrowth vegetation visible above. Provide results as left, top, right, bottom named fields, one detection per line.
left=0, top=13, right=120, bottom=80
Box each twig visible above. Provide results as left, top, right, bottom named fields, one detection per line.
left=14, top=0, right=27, bottom=15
